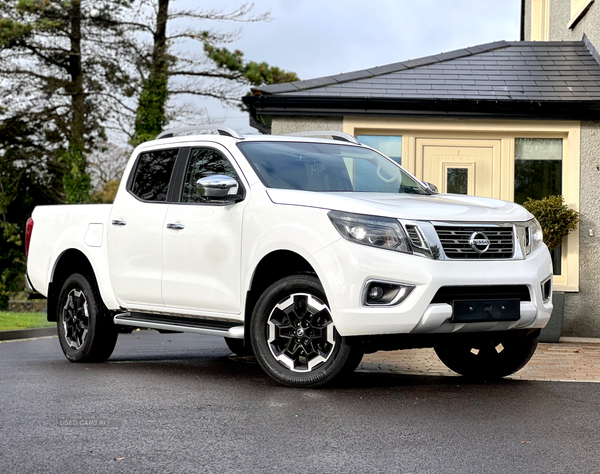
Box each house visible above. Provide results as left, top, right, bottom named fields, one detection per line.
left=242, top=0, right=600, bottom=338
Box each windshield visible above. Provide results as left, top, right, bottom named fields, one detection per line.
left=237, top=141, right=428, bottom=194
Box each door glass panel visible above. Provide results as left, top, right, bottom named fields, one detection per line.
left=182, top=148, right=241, bottom=203
left=130, top=148, right=178, bottom=202
left=446, top=168, right=468, bottom=194
left=514, top=138, right=563, bottom=275
left=357, top=135, right=402, bottom=165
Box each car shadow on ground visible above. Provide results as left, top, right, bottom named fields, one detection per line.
left=103, top=348, right=535, bottom=393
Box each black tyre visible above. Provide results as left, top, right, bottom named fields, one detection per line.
left=224, top=337, right=253, bottom=356
left=434, top=331, right=539, bottom=379
left=250, top=275, right=363, bottom=387
left=57, top=273, right=118, bottom=363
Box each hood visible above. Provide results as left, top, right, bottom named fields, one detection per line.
left=265, top=189, right=532, bottom=222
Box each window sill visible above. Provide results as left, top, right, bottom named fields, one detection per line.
left=553, top=283, right=578, bottom=292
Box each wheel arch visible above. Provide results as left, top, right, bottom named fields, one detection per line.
left=244, top=250, right=317, bottom=348
left=47, top=249, right=110, bottom=322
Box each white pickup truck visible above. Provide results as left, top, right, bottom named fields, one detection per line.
left=25, top=127, right=553, bottom=387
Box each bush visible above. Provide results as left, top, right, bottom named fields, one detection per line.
left=521, top=195, right=580, bottom=249
left=0, top=221, right=25, bottom=310
left=91, top=179, right=120, bottom=204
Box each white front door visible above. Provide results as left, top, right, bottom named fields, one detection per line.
left=161, top=146, right=247, bottom=315
left=416, top=138, right=502, bottom=199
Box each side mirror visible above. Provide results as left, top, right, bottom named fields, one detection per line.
left=423, top=181, right=439, bottom=194
left=196, top=175, right=239, bottom=199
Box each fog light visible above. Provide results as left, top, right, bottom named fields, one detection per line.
left=369, top=286, right=384, bottom=300
left=541, top=276, right=552, bottom=303
left=364, top=281, right=415, bottom=306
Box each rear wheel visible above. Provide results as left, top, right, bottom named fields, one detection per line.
left=434, top=331, right=539, bottom=379
left=250, top=275, right=363, bottom=387
left=57, top=273, right=118, bottom=363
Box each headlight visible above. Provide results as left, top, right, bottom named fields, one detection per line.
left=328, top=211, right=412, bottom=254
left=526, top=218, right=543, bottom=255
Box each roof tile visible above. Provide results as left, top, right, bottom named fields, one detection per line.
left=433, top=49, right=472, bottom=61
left=254, top=40, right=600, bottom=103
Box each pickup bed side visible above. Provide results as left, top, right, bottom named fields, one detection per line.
left=28, top=204, right=119, bottom=319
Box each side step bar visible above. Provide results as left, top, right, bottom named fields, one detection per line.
left=113, top=312, right=244, bottom=339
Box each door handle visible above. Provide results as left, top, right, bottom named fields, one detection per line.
left=111, top=219, right=127, bottom=226
left=166, top=223, right=185, bottom=230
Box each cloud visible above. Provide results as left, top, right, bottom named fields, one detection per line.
left=173, top=0, right=521, bottom=132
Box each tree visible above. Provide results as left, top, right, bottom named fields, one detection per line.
left=88, top=141, right=129, bottom=203
left=131, top=0, right=170, bottom=145
left=0, top=0, right=134, bottom=306
left=122, top=1, right=298, bottom=145
left=203, top=43, right=300, bottom=92
left=0, top=114, right=64, bottom=308
left=0, top=0, right=134, bottom=203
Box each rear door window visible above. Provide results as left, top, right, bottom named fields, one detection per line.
left=129, top=148, right=179, bottom=202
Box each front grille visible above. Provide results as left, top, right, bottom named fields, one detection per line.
left=434, top=225, right=514, bottom=259
left=431, top=285, right=531, bottom=304
left=405, top=224, right=424, bottom=248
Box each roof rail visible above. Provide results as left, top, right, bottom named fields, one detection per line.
left=157, top=125, right=243, bottom=140
left=285, top=131, right=360, bottom=144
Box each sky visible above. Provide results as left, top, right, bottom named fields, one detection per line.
left=175, top=0, right=522, bottom=133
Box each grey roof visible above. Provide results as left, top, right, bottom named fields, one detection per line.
left=253, top=41, right=600, bottom=102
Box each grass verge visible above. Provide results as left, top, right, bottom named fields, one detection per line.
left=0, top=312, right=54, bottom=331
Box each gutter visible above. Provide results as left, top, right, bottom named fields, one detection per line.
left=243, top=95, right=600, bottom=122
left=520, top=0, right=526, bottom=41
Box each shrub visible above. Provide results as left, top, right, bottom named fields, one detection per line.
left=521, top=195, right=580, bottom=249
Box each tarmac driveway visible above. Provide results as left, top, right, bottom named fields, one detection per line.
left=1, top=331, right=599, bottom=474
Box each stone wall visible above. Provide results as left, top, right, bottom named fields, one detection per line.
left=549, top=0, right=600, bottom=45
left=524, top=0, right=532, bottom=40
left=8, top=300, right=47, bottom=313
left=563, top=121, right=600, bottom=336
left=271, top=116, right=343, bottom=135
left=524, top=0, right=600, bottom=45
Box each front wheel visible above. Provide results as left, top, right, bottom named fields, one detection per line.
left=250, top=275, right=363, bottom=387
left=57, top=273, right=118, bottom=363
left=434, top=331, right=539, bottom=379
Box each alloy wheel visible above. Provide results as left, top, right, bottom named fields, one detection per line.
left=266, top=293, right=336, bottom=372
left=62, top=288, right=89, bottom=350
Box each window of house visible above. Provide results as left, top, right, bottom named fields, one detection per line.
left=514, top=138, right=563, bottom=274
left=446, top=168, right=469, bottom=194
left=569, top=0, right=594, bottom=28
left=531, top=0, right=550, bottom=40
left=356, top=135, right=402, bottom=165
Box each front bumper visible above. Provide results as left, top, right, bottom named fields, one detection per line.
left=311, top=239, right=553, bottom=337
